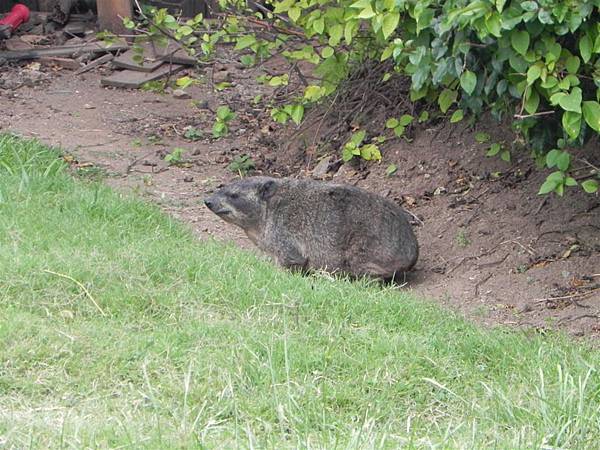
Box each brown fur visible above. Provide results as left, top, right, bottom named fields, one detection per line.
left=204, top=177, right=419, bottom=280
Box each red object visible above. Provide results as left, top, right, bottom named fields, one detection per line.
left=0, top=4, right=30, bottom=39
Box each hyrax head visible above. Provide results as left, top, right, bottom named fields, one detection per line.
left=204, top=177, right=278, bottom=229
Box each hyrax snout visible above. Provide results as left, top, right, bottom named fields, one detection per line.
left=204, top=176, right=419, bottom=280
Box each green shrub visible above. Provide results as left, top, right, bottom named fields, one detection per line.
left=121, top=0, right=600, bottom=194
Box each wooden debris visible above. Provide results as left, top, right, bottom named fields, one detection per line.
left=100, top=63, right=185, bottom=89
left=38, top=56, right=82, bottom=70
left=74, top=53, right=114, bottom=75
left=0, top=39, right=129, bottom=61
left=158, top=47, right=196, bottom=66
left=4, top=37, right=34, bottom=52
left=113, top=48, right=164, bottom=72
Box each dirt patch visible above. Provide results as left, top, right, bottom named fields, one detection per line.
left=1, top=56, right=599, bottom=339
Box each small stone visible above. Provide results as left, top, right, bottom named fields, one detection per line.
left=312, top=156, right=332, bottom=179
left=83, top=103, right=95, bottom=109
left=433, top=186, right=447, bottom=196
left=173, top=89, right=191, bottom=99
left=213, top=69, right=231, bottom=84
left=517, top=304, right=533, bottom=313
left=183, top=176, right=194, bottom=182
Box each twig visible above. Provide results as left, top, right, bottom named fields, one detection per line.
left=43, top=269, right=107, bottom=316
left=533, top=288, right=600, bottom=304
left=126, top=150, right=156, bottom=174
left=311, top=91, right=340, bottom=149
left=474, top=273, right=493, bottom=296
left=403, top=209, right=423, bottom=226
left=558, top=314, right=599, bottom=325
left=514, top=110, right=555, bottom=119
left=245, top=16, right=306, bottom=38
left=534, top=196, right=548, bottom=215
left=475, top=253, right=509, bottom=269
left=75, top=139, right=120, bottom=149
left=447, top=245, right=501, bottom=274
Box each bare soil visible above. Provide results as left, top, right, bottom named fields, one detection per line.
left=1, top=55, right=599, bottom=339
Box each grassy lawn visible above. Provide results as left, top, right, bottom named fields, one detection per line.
left=0, top=133, right=599, bottom=449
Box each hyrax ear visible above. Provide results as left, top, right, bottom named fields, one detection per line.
left=258, top=179, right=277, bottom=200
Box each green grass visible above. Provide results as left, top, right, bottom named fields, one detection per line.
left=0, top=133, right=599, bottom=449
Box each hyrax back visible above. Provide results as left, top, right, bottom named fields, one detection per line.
left=204, top=176, right=419, bottom=280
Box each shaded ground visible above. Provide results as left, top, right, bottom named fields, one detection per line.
left=1, top=56, right=599, bottom=338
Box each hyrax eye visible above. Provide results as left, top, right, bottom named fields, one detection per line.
left=228, top=192, right=239, bottom=200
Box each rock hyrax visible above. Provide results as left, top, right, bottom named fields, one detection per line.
left=204, top=176, right=419, bottom=280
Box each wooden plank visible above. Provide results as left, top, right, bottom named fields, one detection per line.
left=112, top=45, right=164, bottom=72
left=100, top=64, right=185, bottom=89
left=0, top=40, right=129, bottom=61
left=38, top=57, right=83, bottom=70
left=74, top=53, right=114, bottom=75
left=157, top=47, right=196, bottom=66
left=97, top=0, right=132, bottom=35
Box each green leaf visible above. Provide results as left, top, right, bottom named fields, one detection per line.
left=526, top=65, right=541, bottom=85
left=450, top=109, right=464, bottom=123
left=556, top=151, right=570, bottom=171
left=290, top=104, right=304, bottom=125
left=565, top=56, right=580, bottom=74
left=399, top=114, right=413, bottom=126
left=344, top=20, right=357, bottom=44
left=360, top=144, right=381, bottom=161
left=546, top=149, right=560, bottom=168
left=562, top=111, right=582, bottom=140
left=178, top=25, right=193, bottom=36
left=511, top=30, right=530, bottom=56
left=460, top=70, right=477, bottom=95
left=350, top=0, right=372, bottom=8
left=357, top=5, right=376, bottom=19
left=386, top=118, right=399, bottom=128
left=582, top=101, right=600, bottom=132
left=487, top=143, right=501, bottom=156
left=313, top=17, right=325, bottom=34
left=418, top=111, right=429, bottom=122
left=538, top=178, right=558, bottom=195
left=216, top=106, right=231, bottom=120
left=328, top=24, right=343, bottom=46
left=558, top=87, right=582, bottom=113
left=304, top=85, right=325, bottom=101
left=500, top=150, right=511, bottom=162
left=240, top=54, right=255, bottom=67
left=485, top=13, right=502, bottom=37
left=350, top=130, right=366, bottom=146
left=386, top=164, right=398, bottom=176
left=579, top=33, right=592, bottom=63
left=342, top=147, right=355, bottom=162
left=321, top=46, right=334, bottom=58
left=438, top=89, right=457, bottom=113
left=581, top=179, right=599, bottom=193
left=393, top=126, right=405, bottom=137
left=475, top=132, right=490, bottom=143
left=235, top=35, right=256, bottom=50
left=564, top=177, right=577, bottom=187
left=382, top=12, right=400, bottom=40
left=524, top=88, right=540, bottom=114
left=520, top=1, right=538, bottom=12
left=288, top=6, right=301, bottom=22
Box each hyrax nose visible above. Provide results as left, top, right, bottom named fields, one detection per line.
left=204, top=199, right=213, bottom=209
